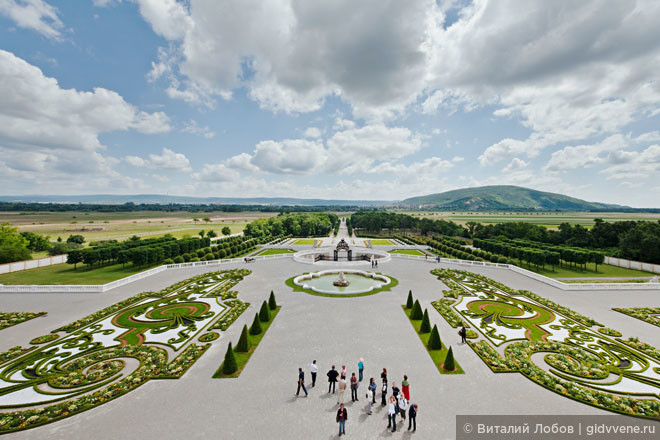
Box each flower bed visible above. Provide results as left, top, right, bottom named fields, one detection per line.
left=0, top=312, right=46, bottom=330
left=619, top=337, right=660, bottom=361
left=0, top=346, right=34, bottom=365
left=198, top=332, right=219, bottom=342
left=597, top=327, right=622, bottom=337
left=211, top=300, right=250, bottom=331
left=613, top=307, right=660, bottom=328
left=431, top=299, right=468, bottom=328
left=29, top=334, right=59, bottom=344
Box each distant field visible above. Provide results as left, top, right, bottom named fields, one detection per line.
left=0, top=262, right=159, bottom=285
left=0, top=211, right=277, bottom=244
left=395, top=211, right=660, bottom=229
left=253, top=248, right=296, bottom=256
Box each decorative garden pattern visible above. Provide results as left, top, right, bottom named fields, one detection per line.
left=613, top=307, right=660, bottom=328
left=0, top=269, right=251, bottom=434
left=0, top=312, right=46, bottom=331
left=430, top=269, right=660, bottom=419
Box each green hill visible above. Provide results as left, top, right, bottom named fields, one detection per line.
left=401, top=185, right=627, bottom=211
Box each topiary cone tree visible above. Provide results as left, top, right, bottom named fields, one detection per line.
left=443, top=346, right=456, bottom=371
left=249, top=313, right=262, bottom=335
left=259, top=300, right=270, bottom=322
left=411, top=300, right=423, bottom=320
left=268, top=291, right=277, bottom=310
left=428, top=324, right=442, bottom=350
left=236, top=325, right=250, bottom=352
left=222, top=342, right=238, bottom=375
left=406, top=290, right=413, bottom=309
left=419, top=309, right=431, bottom=333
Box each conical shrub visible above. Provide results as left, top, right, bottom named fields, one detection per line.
left=259, top=300, right=270, bottom=322
left=222, top=342, right=237, bottom=375
left=268, top=291, right=277, bottom=310
left=249, top=313, right=262, bottom=335
left=443, top=346, right=456, bottom=371
left=406, top=290, right=413, bottom=309
left=236, top=325, right=250, bottom=352
left=420, top=309, right=431, bottom=333
left=411, top=300, right=423, bottom=320
left=428, top=324, right=442, bottom=350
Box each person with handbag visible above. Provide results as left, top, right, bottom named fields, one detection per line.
left=327, top=365, right=339, bottom=393
left=336, top=403, right=348, bottom=436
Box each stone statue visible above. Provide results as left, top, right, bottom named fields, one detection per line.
left=333, top=272, right=350, bottom=287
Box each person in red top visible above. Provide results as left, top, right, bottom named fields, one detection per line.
left=401, top=375, right=410, bottom=402
left=336, top=403, right=348, bottom=436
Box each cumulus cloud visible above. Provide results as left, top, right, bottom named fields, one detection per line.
left=304, top=127, right=322, bottom=138
left=192, top=163, right=240, bottom=182
left=181, top=119, right=215, bottom=139
left=502, top=157, right=528, bottom=173
left=124, top=147, right=191, bottom=172
left=0, top=0, right=63, bottom=40
left=543, top=135, right=627, bottom=172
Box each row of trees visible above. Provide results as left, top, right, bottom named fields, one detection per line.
left=243, top=213, right=338, bottom=239
left=350, top=212, right=468, bottom=237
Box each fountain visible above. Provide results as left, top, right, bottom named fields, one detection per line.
left=333, top=272, right=350, bottom=287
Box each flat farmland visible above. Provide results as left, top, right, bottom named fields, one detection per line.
left=0, top=211, right=277, bottom=243
left=397, top=211, right=660, bottom=229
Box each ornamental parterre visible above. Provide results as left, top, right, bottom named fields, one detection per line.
left=613, top=307, right=660, bottom=328
left=0, top=312, right=46, bottom=331
left=432, top=269, right=660, bottom=419
left=0, top=269, right=251, bottom=435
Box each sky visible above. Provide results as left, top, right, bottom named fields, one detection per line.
left=1, top=0, right=660, bottom=206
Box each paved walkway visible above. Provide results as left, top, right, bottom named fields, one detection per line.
left=1, top=258, right=658, bottom=439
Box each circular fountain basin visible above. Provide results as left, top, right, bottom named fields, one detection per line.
left=293, top=269, right=391, bottom=295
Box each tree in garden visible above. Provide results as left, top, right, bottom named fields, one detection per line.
left=67, top=250, right=83, bottom=269
left=236, top=325, right=250, bottom=352
left=206, top=230, right=217, bottom=238
left=67, top=234, right=85, bottom=244
left=259, top=301, right=270, bottom=322
left=411, top=300, right=423, bottom=320
left=406, top=290, right=414, bottom=309
left=249, top=313, right=262, bottom=335
left=203, top=217, right=211, bottom=224
left=198, top=230, right=205, bottom=238
left=0, top=222, right=31, bottom=264
left=222, top=342, right=238, bottom=374
left=443, top=346, right=456, bottom=371
left=268, top=291, right=277, bottom=310
left=222, top=226, right=232, bottom=236
left=428, top=324, right=442, bottom=350
left=420, top=309, right=431, bottom=333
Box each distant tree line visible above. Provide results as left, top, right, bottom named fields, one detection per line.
left=243, top=213, right=338, bottom=238
left=350, top=212, right=468, bottom=238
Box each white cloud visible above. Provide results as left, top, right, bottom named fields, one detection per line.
left=543, top=135, right=627, bottom=172
left=181, top=119, right=215, bottom=139
left=600, top=144, right=660, bottom=180
left=193, top=163, right=240, bottom=182
left=250, top=139, right=327, bottom=174
left=0, top=0, right=63, bottom=40
left=304, top=127, right=322, bottom=138
left=502, top=157, right=528, bottom=173
left=635, top=131, right=660, bottom=143
left=367, top=156, right=454, bottom=177
left=124, top=147, right=191, bottom=172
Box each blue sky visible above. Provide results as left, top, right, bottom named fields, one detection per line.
left=1, top=0, right=660, bottom=206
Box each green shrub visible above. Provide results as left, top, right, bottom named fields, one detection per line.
left=411, top=300, right=423, bottom=320
left=236, top=325, right=250, bottom=352
left=259, top=301, right=270, bottom=322
left=428, top=324, right=442, bottom=349
left=222, top=342, right=238, bottom=374
left=420, top=309, right=431, bottom=333
left=173, top=255, right=184, bottom=264
left=443, top=346, right=456, bottom=371
left=406, top=290, right=413, bottom=309
left=163, top=258, right=174, bottom=264
left=268, top=291, right=277, bottom=310
left=249, top=313, right=262, bottom=335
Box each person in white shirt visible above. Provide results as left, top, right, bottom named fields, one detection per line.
left=310, top=360, right=318, bottom=387
left=398, top=393, right=408, bottom=421
left=387, top=395, right=397, bottom=432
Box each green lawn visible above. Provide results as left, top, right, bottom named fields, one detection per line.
left=0, top=262, right=159, bottom=285
left=213, top=307, right=281, bottom=378
left=402, top=306, right=463, bottom=374
left=390, top=249, right=428, bottom=256
left=253, top=248, right=296, bottom=256
left=291, top=239, right=316, bottom=245
left=370, top=239, right=394, bottom=245
left=518, top=262, right=656, bottom=278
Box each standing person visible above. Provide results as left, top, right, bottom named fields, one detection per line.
left=398, top=393, right=408, bottom=422
left=341, top=365, right=347, bottom=380
left=381, top=381, right=388, bottom=406
left=310, top=360, right=318, bottom=387
left=336, top=403, right=347, bottom=436
left=327, top=365, right=339, bottom=393
left=337, top=377, right=347, bottom=404
left=296, top=368, right=308, bottom=397
left=402, top=375, right=410, bottom=402
left=350, top=373, right=359, bottom=402
left=408, top=403, right=417, bottom=432
left=460, top=325, right=467, bottom=344
left=387, top=396, right=397, bottom=432
left=391, top=382, right=400, bottom=398
left=358, top=358, right=364, bottom=382
left=380, top=368, right=388, bottom=385
left=367, top=378, right=376, bottom=415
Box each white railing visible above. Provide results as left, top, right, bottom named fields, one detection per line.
left=389, top=254, right=659, bottom=291
left=0, top=254, right=293, bottom=294
left=0, top=254, right=67, bottom=274
left=605, top=256, right=660, bottom=275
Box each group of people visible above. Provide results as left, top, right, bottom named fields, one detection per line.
left=370, top=259, right=379, bottom=268
left=296, top=359, right=419, bottom=436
